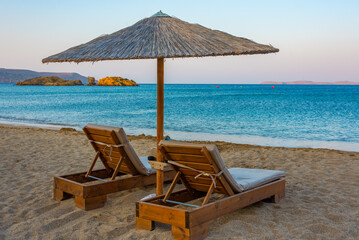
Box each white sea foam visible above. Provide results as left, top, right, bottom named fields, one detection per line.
left=124, top=127, right=359, bottom=152
left=0, top=120, right=82, bottom=131
left=1, top=120, right=358, bottom=152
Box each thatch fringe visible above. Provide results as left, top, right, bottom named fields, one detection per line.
left=43, top=14, right=278, bottom=63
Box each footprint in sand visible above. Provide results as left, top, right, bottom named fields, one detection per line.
left=41, top=210, right=86, bottom=232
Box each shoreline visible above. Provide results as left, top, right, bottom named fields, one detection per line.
left=1, top=120, right=358, bottom=153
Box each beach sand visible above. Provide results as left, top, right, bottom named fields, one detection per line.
left=0, top=124, right=358, bottom=240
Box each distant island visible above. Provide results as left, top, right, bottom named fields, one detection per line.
left=97, top=77, right=138, bottom=86
left=15, top=76, right=139, bottom=86
left=3, top=68, right=139, bottom=86
left=0, top=68, right=88, bottom=84
left=16, top=76, right=83, bottom=86
left=261, top=81, right=359, bottom=85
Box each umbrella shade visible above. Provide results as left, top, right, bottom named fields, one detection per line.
left=42, top=11, right=278, bottom=63
left=42, top=11, right=279, bottom=195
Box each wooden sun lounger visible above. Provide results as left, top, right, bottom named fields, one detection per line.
left=136, top=141, right=285, bottom=240
left=53, top=124, right=176, bottom=210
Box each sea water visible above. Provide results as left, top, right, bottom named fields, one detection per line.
left=1, top=83, right=358, bottom=151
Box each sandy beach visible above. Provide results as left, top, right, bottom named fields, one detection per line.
left=0, top=124, right=358, bottom=240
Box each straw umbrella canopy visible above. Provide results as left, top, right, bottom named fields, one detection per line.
left=43, top=11, right=279, bottom=195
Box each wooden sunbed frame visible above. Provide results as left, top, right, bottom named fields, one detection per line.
left=136, top=142, right=285, bottom=239
left=53, top=125, right=176, bottom=210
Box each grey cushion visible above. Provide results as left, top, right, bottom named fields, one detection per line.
left=204, top=144, right=246, bottom=192
left=160, top=140, right=285, bottom=193
left=86, top=124, right=164, bottom=176
left=228, top=168, right=285, bottom=191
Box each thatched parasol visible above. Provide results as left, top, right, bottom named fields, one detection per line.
left=43, top=11, right=279, bottom=195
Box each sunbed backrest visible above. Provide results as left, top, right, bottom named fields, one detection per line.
left=159, top=141, right=235, bottom=195
left=83, top=124, right=138, bottom=175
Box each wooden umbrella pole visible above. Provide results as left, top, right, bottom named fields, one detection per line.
left=156, top=58, right=164, bottom=195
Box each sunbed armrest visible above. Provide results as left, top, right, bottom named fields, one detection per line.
left=148, top=161, right=170, bottom=170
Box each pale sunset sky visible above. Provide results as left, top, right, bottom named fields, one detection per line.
left=0, top=0, right=358, bottom=84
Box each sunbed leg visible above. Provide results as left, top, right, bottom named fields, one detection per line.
left=266, top=183, right=285, bottom=203
left=136, top=217, right=154, bottom=231
left=172, top=223, right=209, bottom=240
left=268, top=192, right=285, bottom=203
left=75, top=195, right=107, bottom=210
left=53, top=188, right=72, bottom=201
left=265, top=194, right=278, bottom=203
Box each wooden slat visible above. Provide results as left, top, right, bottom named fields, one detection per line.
left=100, top=152, right=138, bottom=175
left=110, top=162, right=129, bottom=171
left=121, top=157, right=138, bottom=175
left=163, top=145, right=203, bottom=155
left=213, top=189, right=225, bottom=194
left=84, top=127, right=113, bottom=137
left=105, top=161, right=132, bottom=174
left=97, top=155, right=112, bottom=172
left=92, top=143, right=124, bottom=157
left=188, top=182, right=225, bottom=193
left=178, top=168, right=206, bottom=177
left=123, top=161, right=138, bottom=175
left=89, top=134, right=116, bottom=145
left=106, top=161, right=123, bottom=169
left=177, top=166, right=215, bottom=175
left=166, top=153, right=208, bottom=163
left=185, top=175, right=227, bottom=194
left=175, top=160, right=214, bottom=172
left=185, top=175, right=218, bottom=185
left=101, top=154, right=124, bottom=164
left=98, top=149, right=138, bottom=175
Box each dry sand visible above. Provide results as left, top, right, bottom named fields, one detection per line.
left=0, top=124, right=358, bottom=240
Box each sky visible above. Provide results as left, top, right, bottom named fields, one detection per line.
left=0, top=0, right=358, bottom=84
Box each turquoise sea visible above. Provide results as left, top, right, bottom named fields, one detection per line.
left=1, top=83, right=359, bottom=151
